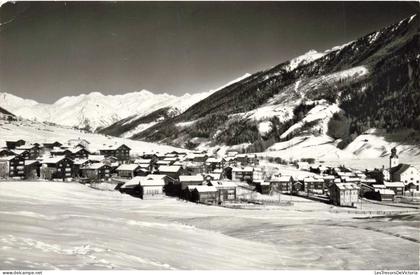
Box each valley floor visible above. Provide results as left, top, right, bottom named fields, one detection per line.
left=0, top=181, right=419, bottom=270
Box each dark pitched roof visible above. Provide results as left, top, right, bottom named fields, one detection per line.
left=390, top=163, right=411, bottom=176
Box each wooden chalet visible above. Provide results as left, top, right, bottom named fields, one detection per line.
left=0, top=154, right=25, bottom=179
left=41, top=157, right=74, bottom=181
left=11, top=149, right=30, bottom=160
left=15, top=144, right=40, bottom=159
left=99, top=144, right=131, bottom=163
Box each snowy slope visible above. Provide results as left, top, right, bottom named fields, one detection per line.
left=98, top=73, right=252, bottom=138
left=0, top=118, right=187, bottom=156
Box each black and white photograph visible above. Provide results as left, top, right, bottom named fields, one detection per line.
left=0, top=0, right=419, bottom=272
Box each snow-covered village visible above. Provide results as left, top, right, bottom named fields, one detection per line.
left=0, top=1, right=419, bottom=273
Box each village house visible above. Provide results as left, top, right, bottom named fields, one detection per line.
left=99, top=144, right=131, bottom=163
left=138, top=176, right=166, bottom=199
left=329, top=182, right=359, bottom=207
left=116, top=164, right=148, bottom=179
left=157, top=165, right=182, bottom=180
left=209, top=181, right=237, bottom=203
left=303, top=177, right=325, bottom=194
left=72, top=158, right=91, bottom=178
left=0, top=154, right=25, bottom=179
left=50, top=148, right=72, bottom=158
left=191, top=185, right=218, bottom=204
left=6, top=139, right=25, bottom=150
left=232, top=167, right=253, bottom=182
left=134, top=158, right=152, bottom=171
left=205, top=157, right=225, bottom=172
left=390, top=164, right=420, bottom=191
left=41, top=157, right=74, bottom=181
left=80, top=163, right=111, bottom=181
left=270, top=176, right=293, bottom=193
left=69, top=147, right=90, bottom=159
left=179, top=175, right=204, bottom=190
left=15, top=144, right=40, bottom=160
left=11, top=149, right=30, bottom=160
left=383, top=181, right=405, bottom=196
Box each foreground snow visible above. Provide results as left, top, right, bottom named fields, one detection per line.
left=0, top=181, right=418, bottom=269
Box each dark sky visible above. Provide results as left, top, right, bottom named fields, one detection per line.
left=0, top=1, right=419, bottom=103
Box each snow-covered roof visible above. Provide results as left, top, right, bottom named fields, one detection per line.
left=211, top=181, right=237, bottom=188
left=120, top=177, right=140, bottom=189
left=378, top=189, right=395, bottom=195
left=24, top=160, right=39, bottom=166
left=158, top=165, right=181, bottom=173
left=303, top=177, right=324, bottom=183
left=83, top=163, right=108, bottom=170
left=42, top=157, right=66, bottom=164
left=116, top=164, right=139, bottom=171
left=134, top=158, right=151, bottom=164
left=187, top=185, right=202, bottom=191
left=271, top=176, right=292, bottom=182
left=88, top=155, right=105, bottom=161
left=194, top=185, right=217, bottom=193
left=0, top=155, right=17, bottom=161
left=383, top=181, right=405, bottom=188
left=73, top=158, right=90, bottom=165
left=139, top=177, right=166, bottom=187
left=179, top=175, right=203, bottom=182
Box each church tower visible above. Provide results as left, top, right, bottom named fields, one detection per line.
left=389, top=147, right=399, bottom=169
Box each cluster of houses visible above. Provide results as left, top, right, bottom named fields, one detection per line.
left=0, top=138, right=419, bottom=207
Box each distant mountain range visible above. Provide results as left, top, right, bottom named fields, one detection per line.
left=0, top=74, right=250, bottom=132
